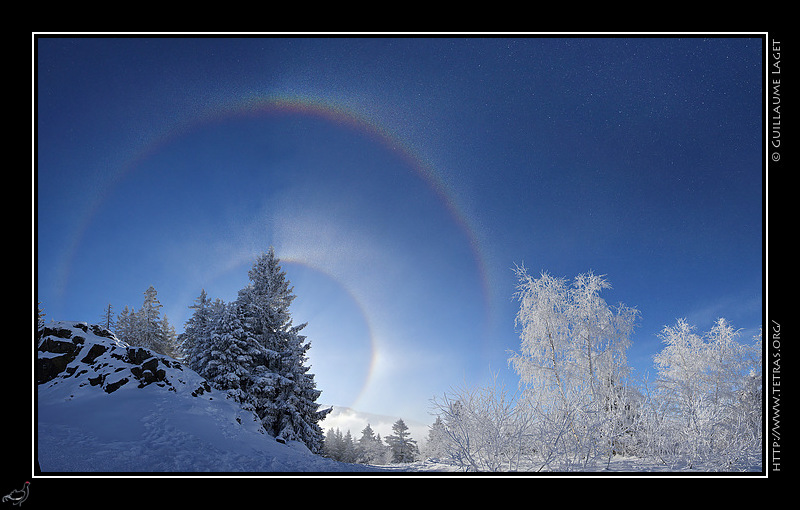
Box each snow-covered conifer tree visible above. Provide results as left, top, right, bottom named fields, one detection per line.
left=202, top=301, right=259, bottom=408
left=137, top=285, right=165, bottom=353
left=181, top=289, right=216, bottom=373
left=159, top=314, right=179, bottom=359
left=385, top=419, right=418, bottom=463
left=234, top=248, right=330, bottom=452
left=37, top=302, right=45, bottom=330
left=423, top=416, right=450, bottom=461
left=342, top=430, right=357, bottom=463
left=115, top=305, right=137, bottom=346
left=322, top=428, right=358, bottom=462
left=357, top=424, right=390, bottom=464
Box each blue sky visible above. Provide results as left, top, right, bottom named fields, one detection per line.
left=36, top=36, right=764, bottom=426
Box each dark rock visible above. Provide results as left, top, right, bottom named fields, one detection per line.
left=37, top=354, right=74, bottom=384
left=105, top=378, right=129, bottom=393
left=39, top=322, right=217, bottom=408
left=89, top=324, right=115, bottom=339
left=81, top=344, right=108, bottom=364
left=37, top=329, right=91, bottom=383
left=141, top=358, right=159, bottom=373
left=88, top=374, right=105, bottom=386
left=192, top=381, right=212, bottom=397
left=41, top=326, right=73, bottom=339
left=130, top=356, right=170, bottom=387
left=126, top=347, right=152, bottom=365
left=38, top=338, right=80, bottom=355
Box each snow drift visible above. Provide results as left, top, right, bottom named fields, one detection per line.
left=36, top=321, right=378, bottom=473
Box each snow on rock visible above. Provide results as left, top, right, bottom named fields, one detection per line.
left=36, top=321, right=379, bottom=473
left=37, top=321, right=208, bottom=395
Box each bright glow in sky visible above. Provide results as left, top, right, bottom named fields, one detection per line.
left=35, top=36, right=764, bottom=426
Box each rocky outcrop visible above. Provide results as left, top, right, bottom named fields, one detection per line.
left=36, top=334, right=84, bottom=384
left=37, top=321, right=211, bottom=397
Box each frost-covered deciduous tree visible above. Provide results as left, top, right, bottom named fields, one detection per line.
left=430, top=372, right=532, bottom=471
left=508, top=266, right=639, bottom=469
left=652, top=318, right=762, bottom=470
left=427, top=263, right=760, bottom=472
left=738, top=327, right=762, bottom=451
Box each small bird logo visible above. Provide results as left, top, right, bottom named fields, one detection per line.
left=2, top=481, right=29, bottom=507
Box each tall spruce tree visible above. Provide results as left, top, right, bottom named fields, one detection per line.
left=181, top=289, right=215, bottom=372
left=115, top=305, right=136, bottom=346
left=234, top=247, right=330, bottom=452
left=385, top=419, right=418, bottom=463
left=138, top=285, right=164, bottom=352
left=159, top=314, right=179, bottom=359
left=358, top=424, right=389, bottom=464
left=37, top=302, right=45, bottom=329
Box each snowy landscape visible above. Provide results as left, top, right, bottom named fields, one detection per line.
left=35, top=37, right=766, bottom=478
left=36, top=261, right=764, bottom=475
left=37, top=321, right=369, bottom=473
left=36, top=321, right=755, bottom=475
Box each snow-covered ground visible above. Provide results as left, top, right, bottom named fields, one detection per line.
left=36, top=321, right=378, bottom=473
left=36, top=322, right=761, bottom=475
left=38, top=382, right=380, bottom=473
left=37, top=322, right=457, bottom=474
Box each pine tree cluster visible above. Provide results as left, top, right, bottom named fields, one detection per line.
left=178, top=248, right=330, bottom=453
left=323, top=419, right=419, bottom=465
left=59, top=248, right=330, bottom=453
left=110, top=286, right=180, bottom=359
